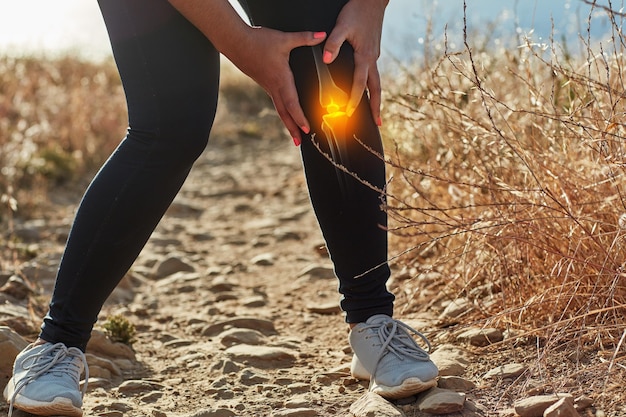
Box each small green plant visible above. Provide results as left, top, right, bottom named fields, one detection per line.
left=103, top=315, right=136, bottom=346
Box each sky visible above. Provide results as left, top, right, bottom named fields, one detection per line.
left=0, top=0, right=619, bottom=62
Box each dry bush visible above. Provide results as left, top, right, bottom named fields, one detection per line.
left=381, top=0, right=625, bottom=379
left=0, top=55, right=276, bottom=226
left=0, top=55, right=127, bottom=221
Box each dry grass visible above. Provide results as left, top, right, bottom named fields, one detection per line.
left=380, top=1, right=626, bottom=411
left=0, top=55, right=126, bottom=221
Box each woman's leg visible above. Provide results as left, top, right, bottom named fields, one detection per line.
left=240, top=1, right=439, bottom=399
left=40, top=0, right=221, bottom=351
left=6, top=2, right=221, bottom=415
left=240, top=0, right=394, bottom=323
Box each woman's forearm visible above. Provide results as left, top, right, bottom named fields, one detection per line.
left=167, top=0, right=252, bottom=59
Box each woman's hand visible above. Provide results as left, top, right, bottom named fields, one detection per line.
left=323, top=0, right=389, bottom=125
left=168, top=0, right=326, bottom=145
left=224, top=27, right=327, bottom=146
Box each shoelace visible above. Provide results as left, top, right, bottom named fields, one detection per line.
left=8, top=343, right=89, bottom=417
left=363, top=318, right=432, bottom=380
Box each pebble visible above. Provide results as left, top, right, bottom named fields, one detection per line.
left=251, top=253, right=275, bottom=266
left=117, top=380, right=164, bottom=396
left=284, top=397, right=311, bottom=408
left=457, top=327, right=503, bottom=346
left=218, top=328, right=266, bottom=347
left=439, top=298, right=474, bottom=320
left=350, top=392, right=406, bottom=417
left=514, top=393, right=574, bottom=417
left=417, top=387, right=466, bottom=414
left=430, top=344, right=470, bottom=376
left=297, top=264, right=335, bottom=280
left=0, top=275, right=33, bottom=299
left=87, top=329, right=136, bottom=360
left=0, top=326, right=28, bottom=378
left=241, top=296, right=267, bottom=307
left=437, top=375, right=477, bottom=392
left=201, top=317, right=277, bottom=337
left=483, top=363, right=527, bottom=379
left=239, top=368, right=271, bottom=385
left=272, top=408, right=318, bottom=417
left=544, top=397, right=579, bottom=417
left=151, top=255, right=195, bottom=279
left=225, top=344, right=297, bottom=368
left=306, top=302, right=341, bottom=314
left=431, top=357, right=466, bottom=377
left=185, top=409, right=236, bottom=417
left=574, top=395, right=593, bottom=410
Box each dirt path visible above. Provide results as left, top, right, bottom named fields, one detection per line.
left=3, top=117, right=437, bottom=416
left=2, top=105, right=607, bottom=417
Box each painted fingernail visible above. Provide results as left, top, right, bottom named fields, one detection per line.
left=292, top=136, right=301, bottom=147
left=323, top=50, right=332, bottom=64
left=376, top=116, right=382, bottom=126
left=346, top=105, right=355, bottom=118
left=313, top=31, right=326, bottom=39
left=301, top=125, right=310, bottom=134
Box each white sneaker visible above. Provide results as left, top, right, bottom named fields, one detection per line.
left=3, top=342, right=89, bottom=417
left=349, top=314, right=438, bottom=399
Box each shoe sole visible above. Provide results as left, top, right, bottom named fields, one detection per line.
left=372, top=377, right=438, bottom=400
left=4, top=381, right=83, bottom=417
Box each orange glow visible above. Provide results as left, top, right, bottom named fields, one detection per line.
left=312, top=45, right=350, bottom=146
left=311, top=45, right=352, bottom=195
left=321, top=96, right=348, bottom=150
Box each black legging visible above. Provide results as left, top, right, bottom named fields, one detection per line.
left=40, top=0, right=394, bottom=351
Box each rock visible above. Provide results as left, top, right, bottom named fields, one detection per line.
left=417, top=387, right=465, bottom=414
left=272, top=409, right=317, bottom=417
left=437, top=376, right=476, bottom=392
left=251, top=253, right=274, bottom=266
left=298, top=265, right=335, bottom=280
left=162, top=339, right=194, bottom=349
left=0, top=275, right=33, bottom=299
left=86, top=377, right=111, bottom=390
left=574, top=395, right=593, bottom=411
left=483, top=363, right=526, bottom=379
left=430, top=345, right=470, bottom=376
left=439, top=298, right=474, bottom=319
left=0, top=326, right=28, bottom=378
left=241, top=296, right=267, bottom=307
left=311, top=371, right=348, bottom=385
left=185, top=409, right=236, bottom=417
left=430, top=344, right=471, bottom=365
left=166, top=200, right=204, bottom=218
left=140, top=391, right=163, bottom=403
left=152, top=255, right=195, bottom=279
left=154, top=272, right=200, bottom=289
left=239, top=368, right=271, bottom=385
left=284, top=397, right=311, bottom=409
left=117, top=380, right=164, bottom=396
left=544, top=397, right=579, bottom=417
left=457, top=327, right=503, bottom=346
left=87, top=330, right=136, bottom=360
left=98, top=412, right=124, bottom=417
left=89, top=365, right=111, bottom=379
left=225, top=345, right=297, bottom=368
left=431, top=357, right=466, bottom=377
left=306, top=302, right=341, bottom=314
left=287, top=382, right=310, bottom=394
left=201, top=317, right=277, bottom=337
left=350, top=392, right=406, bottom=417
left=513, top=394, right=574, bottom=417
left=219, top=328, right=266, bottom=347
left=85, top=353, right=122, bottom=377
